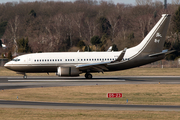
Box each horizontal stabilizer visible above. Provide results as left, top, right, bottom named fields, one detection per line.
left=149, top=50, right=176, bottom=57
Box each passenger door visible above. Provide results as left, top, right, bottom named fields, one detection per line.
left=27, top=55, right=32, bottom=66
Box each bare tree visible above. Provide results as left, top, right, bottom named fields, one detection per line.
left=172, top=0, right=180, bottom=5
left=3, top=15, right=21, bottom=55
left=85, top=16, right=99, bottom=42
left=72, top=12, right=84, bottom=39
left=107, top=11, right=120, bottom=41
left=135, top=0, right=152, bottom=6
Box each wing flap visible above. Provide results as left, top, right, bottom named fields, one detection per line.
left=92, top=66, right=105, bottom=72
left=76, top=61, right=110, bottom=71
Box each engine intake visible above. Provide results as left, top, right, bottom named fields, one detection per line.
left=56, top=67, right=80, bottom=76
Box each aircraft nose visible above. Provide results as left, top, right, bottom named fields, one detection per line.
left=4, top=63, right=8, bottom=68
left=4, top=62, right=11, bottom=69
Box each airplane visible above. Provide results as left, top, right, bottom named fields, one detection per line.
left=4, top=14, right=175, bottom=79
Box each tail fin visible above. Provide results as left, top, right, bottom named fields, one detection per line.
left=135, top=14, right=171, bottom=54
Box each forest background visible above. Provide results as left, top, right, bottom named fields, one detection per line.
left=1, top=0, right=180, bottom=60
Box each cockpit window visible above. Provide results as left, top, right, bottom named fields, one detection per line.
left=12, top=59, right=20, bottom=62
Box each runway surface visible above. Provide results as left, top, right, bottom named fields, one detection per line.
left=0, top=100, right=180, bottom=111
left=1, top=76, right=180, bottom=90
left=1, top=76, right=180, bottom=111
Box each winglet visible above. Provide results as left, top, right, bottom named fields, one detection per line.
left=111, top=48, right=127, bottom=63
left=107, top=46, right=112, bottom=52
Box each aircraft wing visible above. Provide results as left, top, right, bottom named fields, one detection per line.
left=76, top=61, right=111, bottom=72
left=76, top=48, right=127, bottom=72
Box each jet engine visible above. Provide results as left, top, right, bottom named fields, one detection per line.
left=56, top=67, right=81, bottom=76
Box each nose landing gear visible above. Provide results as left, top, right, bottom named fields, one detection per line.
left=23, top=73, right=27, bottom=79
left=23, top=75, right=27, bottom=79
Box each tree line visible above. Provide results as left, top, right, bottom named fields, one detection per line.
left=0, top=0, right=180, bottom=60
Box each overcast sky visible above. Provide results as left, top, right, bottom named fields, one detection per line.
left=0, top=0, right=171, bottom=5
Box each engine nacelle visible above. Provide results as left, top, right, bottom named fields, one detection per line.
left=56, top=67, right=80, bottom=76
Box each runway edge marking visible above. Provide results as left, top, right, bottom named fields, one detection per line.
left=8, top=80, right=126, bottom=82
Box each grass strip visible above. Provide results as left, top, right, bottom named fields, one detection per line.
left=1, top=84, right=180, bottom=105
left=0, top=108, right=180, bottom=120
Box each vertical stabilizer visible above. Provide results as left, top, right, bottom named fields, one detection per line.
left=135, top=14, right=171, bottom=54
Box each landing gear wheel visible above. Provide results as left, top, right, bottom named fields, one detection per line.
left=85, top=73, right=92, bottom=79
left=23, top=74, right=27, bottom=79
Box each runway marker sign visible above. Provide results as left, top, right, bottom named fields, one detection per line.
left=107, top=93, right=122, bottom=98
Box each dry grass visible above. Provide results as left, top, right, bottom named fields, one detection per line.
left=1, top=67, right=180, bottom=76
left=1, top=84, right=180, bottom=105
left=0, top=108, right=180, bottom=120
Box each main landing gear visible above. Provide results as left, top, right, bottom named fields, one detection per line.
left=85, top=73, right=92, bottom=79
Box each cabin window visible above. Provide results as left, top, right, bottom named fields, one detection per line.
left=89, top=59, right=91, bottom=61
left=65, top=59, right=67, bottom=61
left=84, top=59, right=86, bottom=61
left=73, top=59, right=74, bottom=61
left=60, top=59, right=62, bottom=61
left=42, top=59, right=44, bottom=62
left=95, top=59, right=96, bottom=61
left=34, top=60, right=36, bottom=62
